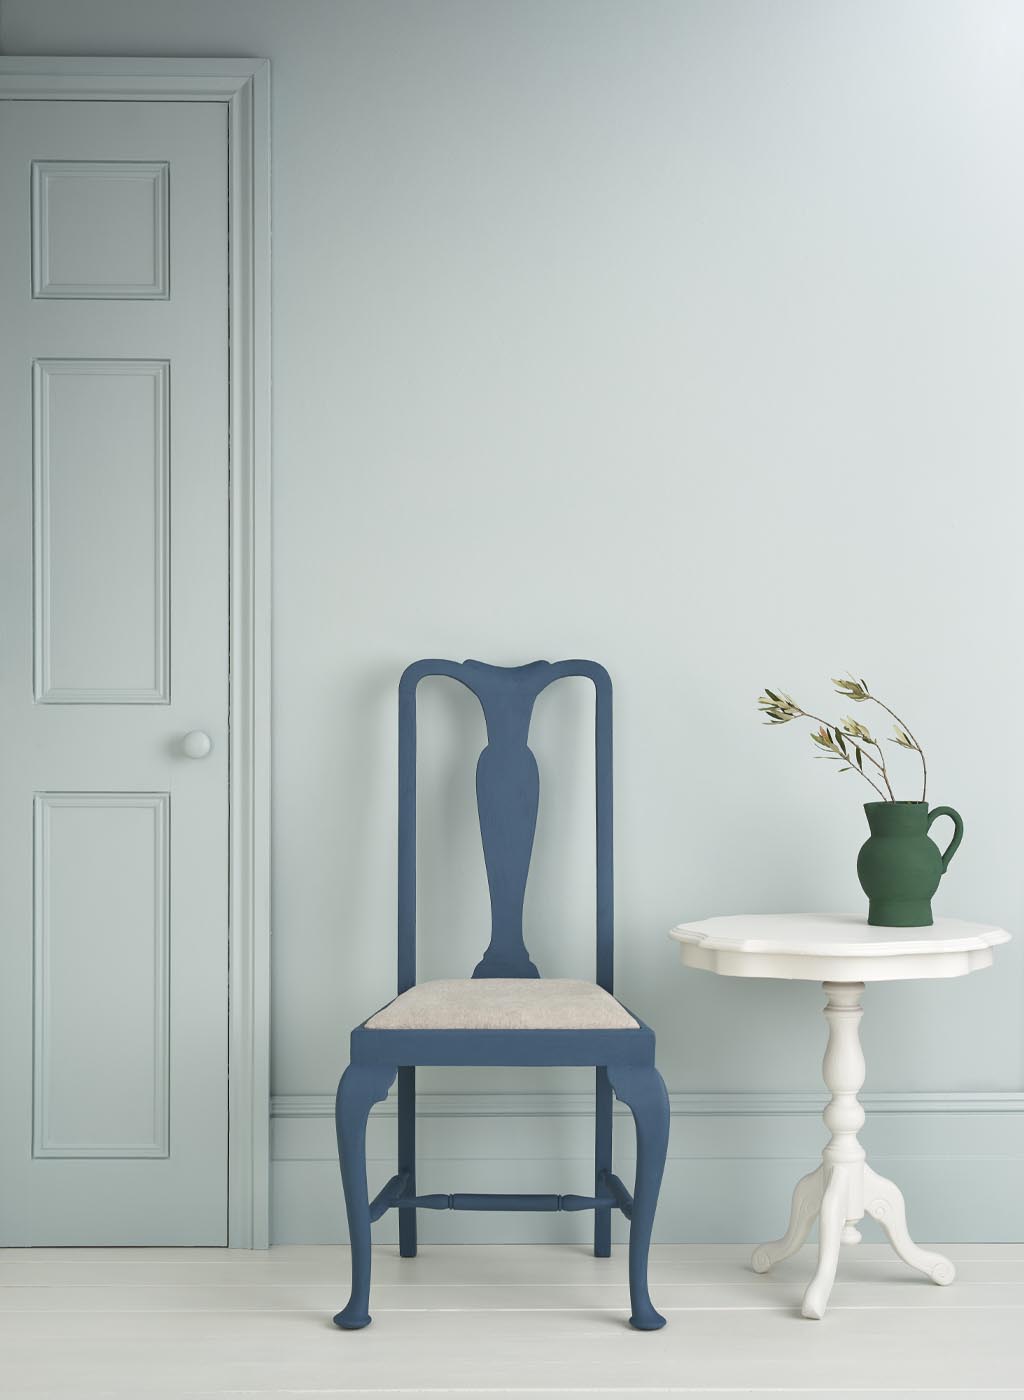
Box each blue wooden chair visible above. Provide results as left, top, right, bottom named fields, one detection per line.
left=334, top=659, right=670, bottom=1331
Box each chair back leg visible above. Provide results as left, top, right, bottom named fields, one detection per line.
left=608, top=1063, right=670, bottom=1330
left=594, top=1066, right=613, bottom=1257
left=333, top=1063, right=397, bottom=1329
left=398, top=1066, right=418, bottom=1258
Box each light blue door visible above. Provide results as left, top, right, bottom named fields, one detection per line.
left=0, top=98, right=230, bottom=1243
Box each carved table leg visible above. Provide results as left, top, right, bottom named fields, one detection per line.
left=818, top=982, right=867, bottom=1245
left=751, top=1165, right=824, bottom=1273
left=753, top=982, right=866, bottom=1319
left=864, top=1165, right=956, bottom=1286
left=752, top=980, right=957, bottom=1319
left=801, top=1163, right=849, bottom=1319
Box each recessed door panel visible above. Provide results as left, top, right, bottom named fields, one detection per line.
left=32, top=160, right=170, bottom=299
left=34, top=359, right=170, bottom=703
left=33, top=793, right=170, bottom=1158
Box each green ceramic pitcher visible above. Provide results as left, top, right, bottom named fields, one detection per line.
left=857, top=801, right=964, bottom=927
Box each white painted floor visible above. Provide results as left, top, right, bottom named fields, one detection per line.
left=2, top=1243, right=1024, bottom=1398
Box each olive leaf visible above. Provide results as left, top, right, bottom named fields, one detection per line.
left=889, top=726, right=917, bottom=750
left=840, top=716, right=875, bottom=743
left=832, top=674, right=870, bottom=703
left=757, top=691, right=802, bottom=724
left=811, top=725, right=842, bottom=754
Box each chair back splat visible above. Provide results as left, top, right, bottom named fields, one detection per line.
left=397, top=658, right=614, bottom=991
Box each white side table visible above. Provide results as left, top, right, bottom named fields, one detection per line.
left=669, top=913, right=1011, bottom=1319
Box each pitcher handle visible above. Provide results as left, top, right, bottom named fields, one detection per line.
left=927, top=806, right=964, bottom=873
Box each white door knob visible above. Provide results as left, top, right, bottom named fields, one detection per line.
left=182, top=730, right=213, bottom=759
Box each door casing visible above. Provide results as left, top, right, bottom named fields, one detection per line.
left=0, top=57, right=272, bottom=1248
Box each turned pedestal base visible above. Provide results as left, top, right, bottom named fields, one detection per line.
left=751, top=982, right=955, bottom=1320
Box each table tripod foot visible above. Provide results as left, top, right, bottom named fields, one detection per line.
left=864, top=1165, right=956, bottom=1286
left=751, top=1165, right=824, bottom=1274
left=801, top=1163, right=849, bottom=1320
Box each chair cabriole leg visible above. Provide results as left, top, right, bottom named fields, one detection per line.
left=334, top=1062, right=398, bottom=1330
left=608, top=1063, right=670, bottom=1330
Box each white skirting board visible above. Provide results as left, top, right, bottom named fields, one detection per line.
left=270, top=1090, right=1024, bottom=1245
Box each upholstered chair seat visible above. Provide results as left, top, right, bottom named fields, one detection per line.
left=366, top=978, right=639, bottom=1031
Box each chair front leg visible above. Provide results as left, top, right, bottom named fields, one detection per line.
left=333, top=1062, right=398, bottom=1330
left=608, top=1063, right=670, bottom=1330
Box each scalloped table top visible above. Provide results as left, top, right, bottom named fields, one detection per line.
left=669, top=913, right=1011, bottom=982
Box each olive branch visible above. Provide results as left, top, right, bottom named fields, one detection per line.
left=757, top=675, right=927, bottom=802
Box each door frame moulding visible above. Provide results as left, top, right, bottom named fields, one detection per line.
left=0, top=57, right=272, bottom=1248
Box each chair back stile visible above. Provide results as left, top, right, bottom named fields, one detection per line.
left=396, top=658, right=614, bottom=995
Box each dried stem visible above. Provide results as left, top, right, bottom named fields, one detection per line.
left=791, top=707, right=895, bottom=801
left=825, top=756, right=887, bottom=801
left=870, top=697, right=927, bottom=802
left=856, top=736, right=897, bottom=800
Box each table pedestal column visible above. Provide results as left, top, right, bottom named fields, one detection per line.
left=751, top=981, right=956, bottom=1319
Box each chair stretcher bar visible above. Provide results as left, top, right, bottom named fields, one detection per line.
left=367, top=1173, right=634, bottom=1220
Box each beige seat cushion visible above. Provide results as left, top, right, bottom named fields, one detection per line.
left=365, top=978, right=638, bottom=1031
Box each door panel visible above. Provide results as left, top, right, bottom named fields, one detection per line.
left=33, top=792, right=170, bottom=1159
left=34, top=358, right=170, bottom=702
left=0, top=100, right=229, bottom=1244
left=32, top=159, right=170, bottom=299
